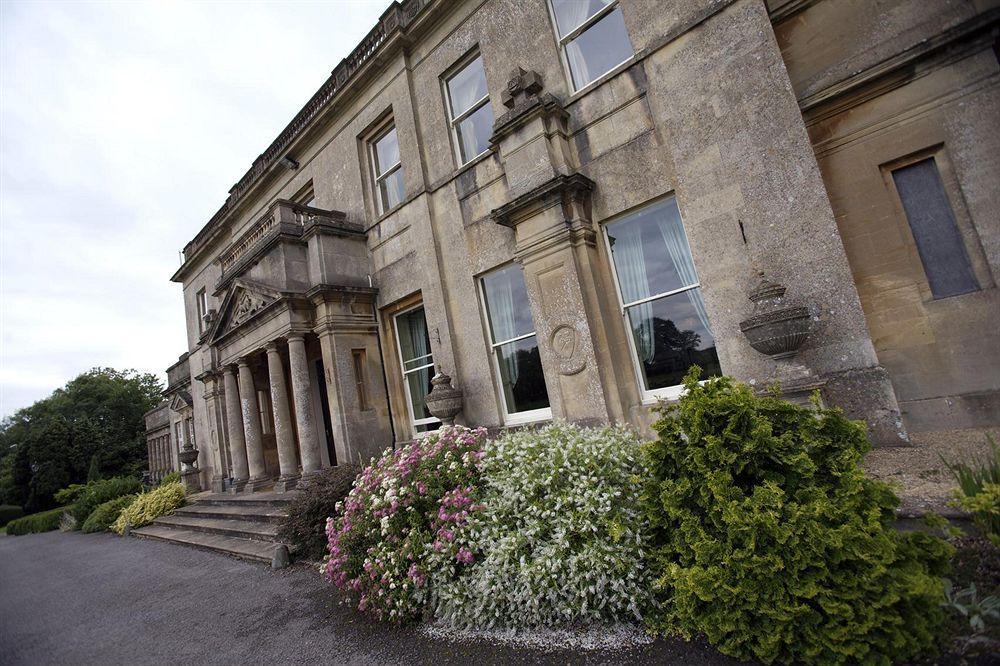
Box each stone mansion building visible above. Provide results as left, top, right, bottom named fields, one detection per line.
left=147, top=0, right=999, bottom=493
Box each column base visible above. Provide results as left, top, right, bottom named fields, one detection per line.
left=244, top=476, right=273, bottom=493
left=228, top=478, right=249, bottom=494
left=210, top=475, right=225, bottom=494
left=273, top=474, right=301, bottom=494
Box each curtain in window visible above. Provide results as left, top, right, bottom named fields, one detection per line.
left=559, top=1, right=593, bottom=85
left=652, top=212, right=711, bottom=333
left=484, top=276, right=520, bottom=386
left=615, top=223, right=655, bottom=363
left=407, top=312, right=431, bottom=416
left=450, top=61, right=485, bottom=116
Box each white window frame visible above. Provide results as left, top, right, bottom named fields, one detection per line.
left=546, top=0, right=634, bottom=92
left=196, top=288, right=208, bottom=334
left=444, top=52, right=492, bottom=167
left=601, top=196, right=712, bottom=403
left=478, top=266, right=552, bottom=426
left=369, top=121, right=403, bottom=216
left=392, top=303, right=440, bottom=436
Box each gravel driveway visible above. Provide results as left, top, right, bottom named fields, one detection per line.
left=0, top=531, right=733, bottom=665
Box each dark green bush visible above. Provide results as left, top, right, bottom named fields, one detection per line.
left=642, top=370, right=953, bottom=665
left=6, top=507, right=66, bottom=535
left=0, top=504, right=24, bottom=527
left=279, top=465, right=359, bottom=560
left=53, top=484, right=88, bottom=506
left=159, top=471, right=180, bottom=486
left=81, top=494, right=138, bottom=533
left=71, top=476, right=142, bottom=524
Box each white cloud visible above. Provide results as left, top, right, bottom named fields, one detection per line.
left=0, top=0, right=386, bottom=417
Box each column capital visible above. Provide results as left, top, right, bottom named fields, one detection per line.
left=237, top=357, right=251, bottom=368
left=287, top=333, right=306, bottom=344
left=265, top=340, right=281, bottom=352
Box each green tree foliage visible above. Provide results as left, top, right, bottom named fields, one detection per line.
left=642, top=370, right=953, bottom=665
left=86, top=453, right=102, bottom=483
left=0, top=368, right=162, bottom=512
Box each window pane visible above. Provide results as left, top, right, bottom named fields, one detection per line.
left=447, top=56, right=488, bottom=118
left=406, top=368, right=435, bottom=423
left=482, top=264, right=535, bottom=343
left=373, top=126, right=400, bottom=176
left=892, top=158, right=979, bottom=299
left=551, top=0, right=614, bottom=38
left=607, top=197, right=698, bottom=304
left=495, top=335, right=550, bottom=414
left=456, top=102, right=494, bottom=163
left=379, top=167, right=405, bottom=211
left=626, top=288, right=720, bottom=391
left=564, top=7, right=632, bottom=89
left=396, top=307, right=433, bottom=367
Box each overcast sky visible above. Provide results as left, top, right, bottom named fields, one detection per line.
left=0, top=0, right=385, bottom=418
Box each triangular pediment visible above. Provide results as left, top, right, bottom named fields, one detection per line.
left=168, top=391, right=193, bottom=412
left=209, top=278, right=283, bottom=343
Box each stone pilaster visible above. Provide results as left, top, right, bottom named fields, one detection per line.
left=266, top=342, right=300, bottom=493
left=237, top=357, right=270, bottom=491
left=287, top=334, right=322, bottom=478
left=222, top=365, right=250, bottom=491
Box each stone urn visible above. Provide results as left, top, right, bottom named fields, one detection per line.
left=178, top=442, right=200, bottom=493
left=424, top=372, right=463, bottom=426
left=738, top=276, right=812, bottom=359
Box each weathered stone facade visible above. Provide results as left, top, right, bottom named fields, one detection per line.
left=155, top=0, right=1000, bottom=492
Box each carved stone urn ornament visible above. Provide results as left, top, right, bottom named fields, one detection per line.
left=178, top=439, right=200, bottom=493
left=738, top=276, right=812, bottom=359
left=424, top=372, right=463, bottom=426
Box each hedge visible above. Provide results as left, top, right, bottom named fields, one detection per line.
left=6, top=507, right=67, bottom=536
left=0, top=504, right=24, bottom=527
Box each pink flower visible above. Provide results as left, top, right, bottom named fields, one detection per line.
left=456, top=547, right=474, bottom=564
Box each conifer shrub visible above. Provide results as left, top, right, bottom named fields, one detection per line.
left=641, top=370, right=953, bottom=664
left=430, top=422, right=653, bottom=629
left=279, top=464, right=359, bottom=561
left=0, top=504, right=24, bottom=527
left=159, top=471, right=181, bottom=486
left=112, top=482, right=185, bottom=534
left=71, top=476, right=143, bottom=524
left=6, top=507, right=66, bottom=535
left=53, top=484, right=88, bottom=506
left=81, top=494, right=138, bottom=533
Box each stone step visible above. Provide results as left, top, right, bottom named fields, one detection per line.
left=173, top=503, right=288, bottom=525
left=132, top=525, right=280, bottom=563
left=152, top=514, right=281, bottom=542
left=191, top=491, right=296, bottom=510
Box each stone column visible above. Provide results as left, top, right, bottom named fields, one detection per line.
left=237, top=357, right=270, bottom=492
left=287, top=334, right=322, bottom=478
left=223, top=365, right=250, bottom=491
left=266, top=342, right=300, bottom=493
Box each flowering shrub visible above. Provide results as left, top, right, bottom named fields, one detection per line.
left=430, top=422, right=653, bottom=629
left=111, top=482, right=185, bottom=534
left=324, top=426, right=487, bottom=622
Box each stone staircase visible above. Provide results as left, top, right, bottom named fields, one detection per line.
left=132, top=490, right=297, bottom=564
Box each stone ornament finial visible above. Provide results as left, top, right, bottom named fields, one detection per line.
left=424, top=372, right=463, bottom=426
left=738, top=274, right=812, bottom=359
left=501, top=67, right=543, bottom=109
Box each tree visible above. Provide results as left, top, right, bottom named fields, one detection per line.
left=86, top=453, right=102, bottom=483
left=0, top=368, right=163, bottom=512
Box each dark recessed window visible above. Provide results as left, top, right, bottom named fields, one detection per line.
left=481, top=264, right=550, bottom=423
left=891, top=157, right=979, bottom=299
left=445, top=54, right=493, bottom=165
left=352, top=349, right=369, bottom=412
left=370, top=123, right=405, bottom=215
left=549, top=0, right=633, bottom=90
left=605, top=197, right=721, bottom=398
